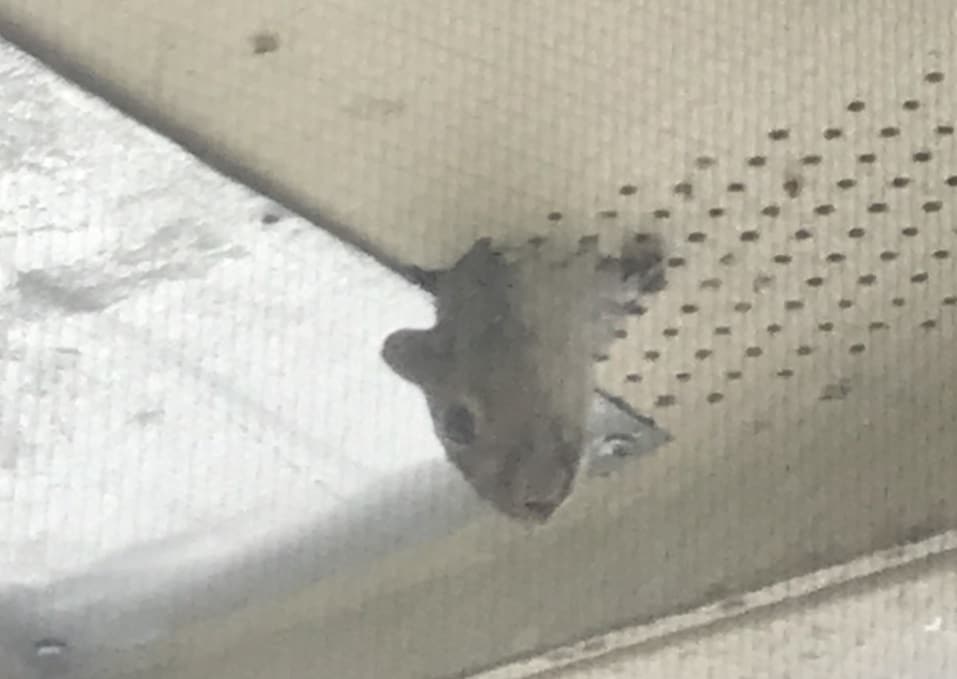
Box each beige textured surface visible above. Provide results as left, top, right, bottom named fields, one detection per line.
left=1, top=2, right=956, bottom=679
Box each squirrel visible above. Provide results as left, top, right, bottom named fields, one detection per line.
left=381, top=232, right=666, bottom=523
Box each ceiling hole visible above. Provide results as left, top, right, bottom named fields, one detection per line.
left=848, top=227, right=866, bottom=238
left=762, top=205, right=782, bottom=217
left=797, top=345, right=814, bottom=356
left=921, top=319, right=938, bottom=330
left=773, top=254, right=793, bottom=264
left=645, top=350, right=660, bottom=361
left=783, top=177, right=802, bottom=197
left=814, top=204, right=835, bottom=215
left=913, top=150, right=933, bottom=162
left=858, top=274, right=877, bottom=285
left=891, top=176, right=911, bottom=188
left=902, top=99, right=921, bottom=110
left=880, top=251, right=898, bottom=261
left=923, top=201, right=943, bottom=213
left=838, top=299, right=854, bottom=309
left=823, top=128, right=843, bottom=139
left=748, top=156, right=767, bottom=167
left=667, top=256, right=686, bottom=267
left=777, top=369, right=794, bottom=378
left=719, top=253, right=737, bottom=265
left=715, top=326, right=732, bottom=336
left=681, top=304, right=699, bottom=314
left=912, top=272, right=929, bottom=283
left=740, top=230, right=760, bottom=242
left=653, top=209, right=671, bottom=219
left=655, top=395, right=676, bottom=408
left=728, top=182, right=746, bottom=192
left=593, top=353, right=610, bottom=363
left=802, top=154, right=823, bottom=165
left=745, top=346, right=763, bottom=357
left=726, top=370, right=742, bottom=380
left=847, top=100, right=866, bottom=112
left=937, top=125, right=955, bottom=136
left=695, top=349, right=713, bottom=360
left=849, top=343, right=866, bottom=355
left=547, top=211, right=563, bottom=221
left=868, top=202, right=889, bottom=213
left=598, top=209, right=619, bottom=219
left=251, top=31, right=280, bottom=55
left=836, top=178, right=856, bottom=189
left=933, top=249, right=951, bottom=259
left=767, top=323, right=783, bottom=334
left=902, top=227, right=919, bottom=236
left=734, top=302, right=753, bottom=312
left=688, top=232, right=707, bottom=243
left=858, top=153, right=877, bottom=164
left=613, top=329, right=628, bottom=339
left=806, top=276, right=824, bottom=287
left=624, top=301, right=646, bottom=316
left=663, top=328, right=680, bottom=338
left=696, top=156, right=716, bottom=169
left=700, top=278, right=722, bottom=290
left=708, top=207, right=726, bottom=218
left=794, top=228, right=813, bottom=240
left=892, top=297, right=906, bottom=306
left=675, top=372, right=692, bottom=382
left=925, top=71, right=945, bottom=83
left=826, top=252, right=846, bottom=263
left=619, top=184, right=638, bottom=195
left=706, top=392, right=725, bottom=404
left=785, top=300, right=805, bottom=311
left=879, top=126, right=900, bottom=137
left=768, top=129, right=790, bottom=140
left=579, top=234, right=599, bottom=248
left=946, top=176, right=957, bottom=187
left=942, top=296, right=957, bottom=306
left=818, top=321, right=834, bottom=331
left=869, top=321, right=888, bottom=331
left=527, top=236, right=546, bottom=247
left=674, top=182, right=693, bottom=198
left=625, top=373, right=642, bottom=383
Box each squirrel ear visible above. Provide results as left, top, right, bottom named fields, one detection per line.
left=381, top=328, right=446, bottom=386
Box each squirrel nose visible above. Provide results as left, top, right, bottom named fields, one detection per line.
left=514, top=465, right=573, bottom=522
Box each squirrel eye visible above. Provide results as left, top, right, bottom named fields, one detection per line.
left=442, top=404, right=477, bottom=445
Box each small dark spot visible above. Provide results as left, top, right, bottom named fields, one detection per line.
left=261, top=212, right=281, bottom=224
left=880, top=251, right=898, bottom=261
left=820, top=379, right=852, bottom=401
left=783, top=176, right=802, bottom=198
left=547, top=211, right=563, bottom=221
left=767, top=323, right=783, bottom=334
left=773, top=254, right=793, bottom=264
left=625, top=373, right=642, bottom=383
left=902, top=99, right=920, bottom=110
left=592, top=353, right=610, bottom=363
left=708, top=207, right=725, bottom=218
left=681, top=304, right=699, bottom=314
left=946, top=175, right=957, bottom=187
left=624, top=300, right=647, bottom=315
left=937, top=125, right=955, bottom=136
left=912, top=272, right=929, bottom=283
left=768, top=129, right=790, bottom=140
left=578, top=234, right=599, bottom=249
left=675, top=372, right=692, bottom=382
left=687, top=232, right=707, bottom=243
left=663, top=327, right=680, bottom=338
left=838, top=299, right=854, bottom=308
left=674, top=182, right=693, bottom=198
left=785, top=299, right=805, bottom=311
left=715, top=326, right=732, bottom=336
left=619, top=184, right=638, bottom=196
left=933, top=249, right=950, bottom=259
left=920, top=319, right=937, bottom=330
left=849, top=343, right=866, bottom=355
left=892, top=297, right=906, bottom=306
left=748, top=156, right=767, bottom=167
left=923, top=201, right=943, bottom=213
left=847, top=100, right=866, bottom=112
left=778, top=369, right=795, bottom=378
left=696, top=156, right=716, bottom=169
left=733, top=301, right=752, bottom=312
left=868, top=202, right=888, bottom=213
left=848, top=227, right=866, bottom=238
left=740, top=230, right=760, bottom=242
left=858, top=153, right=877, bottom=163
left=836, top=178, right=856, bottom=189
left=695, top=349, right=712, bottom=360
left=869, top=321, right=888, bottom=331
left=726, top=370, right=742, bottom=380
left=902, top=226, right=919, bottom=237
left=645, top=350, right=661, bottom=361
left=761, top=204, right=781, bottom=217
left=858, top=274, right=877, bottom=286
left=806, top=276, right=824, bottom=287
left=250, top=31, right=280, bottom=55
left=802, top=154, right=822, bottom=165
left=942, top=296, right=957, bottom=306
left=667, top=256, right=686, bottom=268
left=814, top=204, right=835, bottom=216
left=913, top=150, right=932, bottom=162
left=653, top=208, right=671, bottom=219
left=700, top=278, right=722, bottom=290
left=823, top=128, right=843, bottom=140
left=719, top=253, right=737, bottom=265
left=826, top=252, right=846, bottom=263
left=890, top=176, right=910, bottom=188
left=745, top=346, right=762, bottom=357
left=797, top=345, right=814, bottom=356
left=818, top=321, right=834, bottom=331
left=706, top=392, right=725, bottom=404
left=727, top=182, right=746, bottom=192
left=613, top=329, right=628, bottom=339
left=597, top=209, right=619, bottom=219
left=879, top=126, right=900, bottom=138
left=925, top=71, right=945, bottom=84
left=655, top=394, right=676, bottom=408
left=794, top=228, right=813, bottom=240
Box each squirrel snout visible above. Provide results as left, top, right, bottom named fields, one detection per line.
left=510, top=457, right=577, bottom=522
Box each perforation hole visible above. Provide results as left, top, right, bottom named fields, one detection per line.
left=847, top=100, right=866, bottom=112
left=663, top=327, right=680, bottom=338
left=893, top=297, right=906, bottom=307
left=675, top=372, right=692, bottom=382
left=768, top=129, right=790, bottom=140
left=681, top=304, right=699, bottom=314
left=802, top=154, right=823, bottom=165
left=645, top=350, right=660, bottom=362
left=773, top=254, right=792, bottom=264
left=868, top=202, right=888, bottom=213
left=925, top=71, right=945, bottom=83
left=818, top=322, right=834, bottom=332
left=912, top=272, right=929, bottom=283
left=943, top=296, right=957, bottom=306
left=626, top=373, right=642, bottom=383
left=715, top=326, right=732, bottom=336
left=848, top=227, right=866, bottom=239
left=891, top=176, right=910, bottom=188
left=785, top=300, right=805, bottom=311
left=838, top=299, right=854, bottom=309
left=869, top=321, right=888, bottom=331
left=726, top=370, right=742, bottom=380
left=858, top=153, right=877, bottom=163
left=933, top=249, right=951, bottom=260
left=613, top=329, right=628, bottom=339
left=598, top=209, right=618, bottom=219
left=619, top=184, right=638, bottom=196
left=923, top=201, right=943, bottom=213
left=740, top=230, right=760, bottom=242
left=709, top=207, right=726, bottom=218
left=946, top=176, right=957, bottom=187
left=777, top=369, right=794, bottom=378
left=655, top=395, right=676, bottom=408
left=748, top=156, right=767, bottom=167
left=858, top=274, right=877, bottom=286
left=879, top=126, right=900, bottom=138
left=823, top=128, right=843, bottom=140
left=849, top=343, right=866, bottom=355
left=653, top=208, right=670, bottom=219
left=667, top=256, right=686, bottom=268
left=695, top=349, right=713, bottom=360
left=826, top=252, right=846, bottom=263
left=745, top=346, right=763, bottom=357
left=728, top=182, right=746, bottom=192
left=547, top=211, right=563, bottom=221
left=913, top=150, right=933, bottom=162
left=880, top=251, right=898, bottom=261
left=707, top=392, right=725, bottom=404
left=696, top=156, right=716, bottom=169
left=674, top=182, right=693, bottom=198
left=783, top=177, right=802, bottom=197
left=797, top=345, right=814, bottom=356
left=767, top=323, right=783, bottom=334
left=814, top=204, right=835, bottom=216
left=688, top=232, right=707, bottom=243
left=719, top=253, right=736, bottom=265
left=734, top=302, right=753, bottom=313
left=806, top=276, right=824, bottom=287
left=938, top=125, right=955, bottom=136
left=902, top=99, right=921, bottom=111
left=762, top=205, right=782, bottom=217
left=795, top=229, right=813, bottom=240
left=836, top=178, right=856, bottom=189
left=921, top=319, right=938, bottom=330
